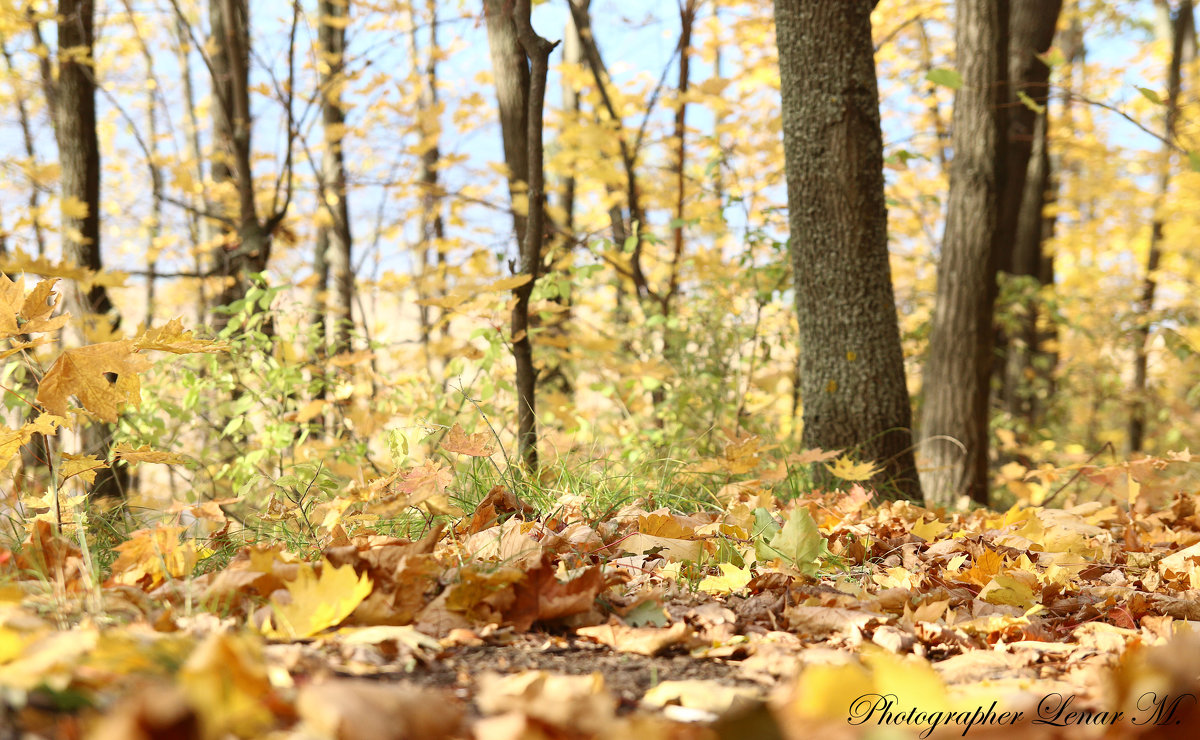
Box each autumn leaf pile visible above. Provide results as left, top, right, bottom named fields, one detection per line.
left=4, top=276, right=1200, bottom=739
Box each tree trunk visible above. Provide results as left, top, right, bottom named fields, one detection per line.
left=484, top=0, right=556, bottom=471
left=207, top=0, right=293, bottom=326
left=993, top=1, right=1061, bottom=424
left=774, top=0, right=922, bottom=500
left=319, top=0, right=354, bottom=356
left=53, top=0, right=128, bottom=501
left=919, top=0, right=1009, bottom=507
left=1129, top=0, right=1193, bottom=454
left=410, top=0, right=446, bottom=375
left=484, top=0, right=531, bottom=248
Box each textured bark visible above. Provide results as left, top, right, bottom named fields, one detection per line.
left=207, top=0, right=293, bottom=326
left=484, top=0, right=531, bottom=247
left=919, top=0, right=1009, bottom=506
left=517, top=2, right=555, bottom=471
left=319, top=0, right=354, bottom=356
left=667, top=0, right=698, bottom=309
left=1002, top=110, right=1052, bottom=422
left=774, top=0, right=921, bottom=500
left=993, top=0, right=1060, bottom=278
left=54, top=0, right=128, bottom=501
left=485, top=0, right=557, bottom=471
left=993, top=1, right=1060, bottom=423
left=1130, top=0, right=1193, bottom=453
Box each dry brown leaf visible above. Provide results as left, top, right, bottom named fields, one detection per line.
left=442, top=423, right=497, bottom=457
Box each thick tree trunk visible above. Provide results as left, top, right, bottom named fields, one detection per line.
left=54, top=0, right=128, bottom=501
left=919, top=0, right=1009, bottom=507
left=1130, top=0, right=1193, bottom=454
left=319, top=0, right=354, bottom=356
left=774, top=0, right=922, bottom=500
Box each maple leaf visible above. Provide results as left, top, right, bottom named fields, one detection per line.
left=824, top=455, right=882, bottom=482
left=107, top=526, right=197, bottom=588
left=762, top=507, right=829, bottom=576
left=442, top=423, right=496, bottom=457
left=111, top=443, right=189, bottom=465
left=0, top=276, right=69, bottom=340
left=59, top=452, right=107, bottom=485
left=37, top=340, right=150, bottom=422
left=0, top=415, right=65, bottom=470
left=132, top=317, right=229, bottom=354
left=264, top=560, right=373, bottom=639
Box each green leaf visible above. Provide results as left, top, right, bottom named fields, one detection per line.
left=1188, top=151, right=1200, bottom=173
left=1137, top=86, right=1163, bottom=105
left=1036, top=48, right=1066, bottom=68
left=752, top=507, right=782, bottom=562
left=622, top=235, right=638, bottom=254
left=1016, top=90, right=1046, bottom=115
left=763, top=507, right=827, bottom=577
left=925, top=68, right=962, bottom=90
left=624, top=599, right=669, bottom=628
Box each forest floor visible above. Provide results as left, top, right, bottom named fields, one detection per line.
left=5, top=445, right=1200, bottom=740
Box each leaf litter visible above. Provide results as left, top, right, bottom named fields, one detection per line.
left=6, top=455, right=1200, bottom=739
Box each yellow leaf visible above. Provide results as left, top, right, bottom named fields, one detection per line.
left=295, top=399, right=326, bottom=424
left=698, top=562, right=752, bottom=594
left=0, top=415, right=64, bottom=470
left=264, top=560, right=373, bottom=639
left=108, top=526, right=197, bottom=588
left=111, top=443, right=188, bottom=465
left=179, top=633, right=275, bottom=738
left=59, top=452, right=106, bottom=485
left=133, top=317, right=229, bottom=354
left=910, top=517, right=949, bottom=542
left=824, top=456, right=881, bottom=482
left=483, top=274, right=532, bottom=292
left=0, top=248, right=126, bottom=291
left=60, top=196, right=89, bottom=219
left=36, top=340, right=151, bottom=422
left=0, top=275, right=69, bottom=340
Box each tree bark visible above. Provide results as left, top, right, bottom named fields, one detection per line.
left=993, top=0, right=1061, bottom=424
left=484, top=0, right=531, bottom=248
left=206, top=0, right=294, bottom=327
left=318, top=0, right=354, bottom=357
left=53, top=0, right=128, bottom=501
left=919, top=0, right=1009, bottom=507
left=485, top=0, right=557, bottom=471
left=774, top=0, right=922, bottom=500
